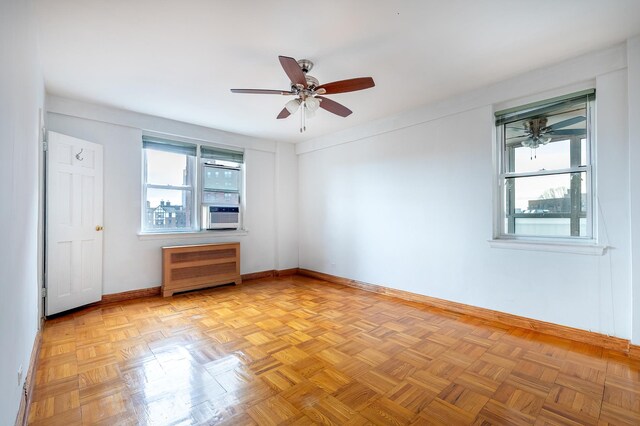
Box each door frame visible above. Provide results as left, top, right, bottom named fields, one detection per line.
left=41, top=119, right=47, bottom=321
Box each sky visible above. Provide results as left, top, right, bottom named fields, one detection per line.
left=145, top=150, right=189, bottom=207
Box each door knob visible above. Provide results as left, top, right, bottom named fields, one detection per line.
left=95, top=225, right=104, bottom=231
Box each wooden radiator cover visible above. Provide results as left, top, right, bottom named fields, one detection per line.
left=162, top=242, right=241, bottom=297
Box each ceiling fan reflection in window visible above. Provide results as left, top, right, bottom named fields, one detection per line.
left=507, top=115, right=586, bottom=157
left=230, top=55, right=375, bottom=133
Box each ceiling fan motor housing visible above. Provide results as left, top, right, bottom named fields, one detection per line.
left=290, top=59, right=319, bottom=90
left=524, top=117, right=548, bottom=137
left=297, top=59, right=314, bottom=73
left=304, top=75, right=319, bottom=89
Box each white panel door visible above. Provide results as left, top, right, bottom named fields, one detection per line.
left=46, top=132, right=103, bottom=315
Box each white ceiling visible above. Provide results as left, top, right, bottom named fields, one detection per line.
left=35, top=1, right=640, bottom=143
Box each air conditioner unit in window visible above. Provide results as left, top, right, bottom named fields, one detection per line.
left=204, top=205, right=240, bottom=230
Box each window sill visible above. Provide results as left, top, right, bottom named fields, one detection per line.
left=488, top=239, right=607, bottom=255
left=138, top=229, right=248, bottom=241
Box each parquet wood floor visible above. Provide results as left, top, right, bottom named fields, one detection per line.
left=29, top=275, right=640, bottom=425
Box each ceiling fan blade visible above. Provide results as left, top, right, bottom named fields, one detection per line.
left=507, top=134, right=529, bottom=139
left=276, top=107, right=291, bottom=119
left=547, top=116, right=585, bottom=130
left=279, top=56, right=307, bottom=88
left=317, top=77, right=375, bottom=94
left=317, top=96, right=352, bottom=117
left=549, top=129, right=586, bottom=135
left=231, top=89, right=294, bottom=95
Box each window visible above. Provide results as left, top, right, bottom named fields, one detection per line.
left=495, top=90, right=595, bottom=240
left=142, top=136, right=196, bottom=232
left=200, top=146, right=243, bottom=230
left=141, top=136, right=244, bottom=233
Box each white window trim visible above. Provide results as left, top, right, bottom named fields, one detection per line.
left=488, top=237, right=606, bottom=255
left=137, top=229, right=248, bottom=240
left=491, top=91, right=601, bottom=252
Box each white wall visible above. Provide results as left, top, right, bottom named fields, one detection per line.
left=275, top=142, right=299, bottom=270
left=629, top=36, right=640, bottom=344
left=0, top=0, right=44, bottom=423
left=47, top=98, right=298, bottom=295
left=298, top=43, right=634, bottom=339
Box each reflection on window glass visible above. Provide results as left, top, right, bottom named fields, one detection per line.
left=512, top=139, right=571, bottom=173
left=506, top=107, right=587, bottom=173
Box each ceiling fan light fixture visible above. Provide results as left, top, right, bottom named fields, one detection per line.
left=305, top=96, right=320, bottom=112
left=285, top=98, right=301, bottom=114
left=521, top=136, right=551, bottom=149
left=305, top=106, right=316, bottom=118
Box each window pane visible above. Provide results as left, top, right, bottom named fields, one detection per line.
left=511, top=139, right=571, bottom=173
left=505, top=106, right=586, bottom=173
left=202, top=191, right=240, bottom=205
left=145, top=188, right=193, bottom=230
left=203, top=167, right=240, bottom=191
left=146, top=149, right=190, bottom=186
left=504, top=172, right=587, bottom=237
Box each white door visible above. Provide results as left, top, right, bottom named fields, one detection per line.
left=46, top=132, right=103, bottom=315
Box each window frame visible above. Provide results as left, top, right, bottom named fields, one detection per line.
left=494, top=92, right=597, bottom=243
left=141, top=146, right=197, bottom=233
left=198, top=159, right=244, bottom=230
left=200, top=163, right=242, bottom=202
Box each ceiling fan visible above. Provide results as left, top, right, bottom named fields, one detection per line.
left=231, top=55, right=375, bottom=132
left=507, top=115, right=586, bottom=153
